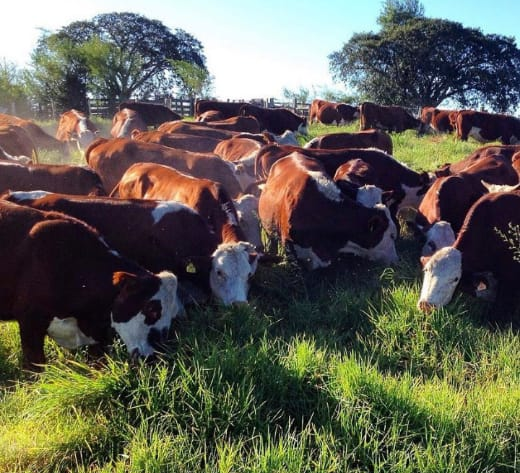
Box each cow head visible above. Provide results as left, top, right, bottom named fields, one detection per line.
left=421, top=220, right=456, bottom=257
left=111, top=270, right=179, bottom=358
left=210, top=241, right=258, bottom=305
left=417, top=246, right=462, bottom=312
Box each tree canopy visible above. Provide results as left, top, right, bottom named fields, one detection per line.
left=328, top=1, right=520, bottom=112
left=29, top=12, right=207, bottom=112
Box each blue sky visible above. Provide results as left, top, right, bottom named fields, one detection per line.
left=2, top=0, right=519, bottom=100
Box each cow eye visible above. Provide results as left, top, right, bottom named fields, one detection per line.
left=453, top=277, right=459, bottom=283
left=216, top=269, right=224, bottom=278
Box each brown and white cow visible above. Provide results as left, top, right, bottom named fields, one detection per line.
left=239, top=104, right=307, bottom=135
left=196, top=110, right=224, bottom=122
left=258, top=152, right=398, bottom=269
left=110, top=108, right=148, bottom=138
left=304, top=129, right=393, bottom=154
left=4, top=191, right=256, bottom=306
left=315, top=102, right=359, bottom=126
left=56, top=109, right=99, bottom=151
left=84, top=137, right=243, bottom=198
left=359, top=102, right=424, bottom=133
left=195, top=99, right=250, bottom=120
left=0, top=124, right=37, bottom=161
left=455, top=110, right=520, bottom=144
left=132, top=129, right=222, bottom=154
left=0, top=161, right=106, bottom=195
left=417, top=190, right=520, bottom=320
left=0, top=199, right=179, bottom=369
left=420, top=107, right=455, bottom=134
left=118, top=101, right=181, bottom=127
left=0, top=113, right=69, bottom=156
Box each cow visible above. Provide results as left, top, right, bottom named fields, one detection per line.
left=4, top=191, right=257, bottom=307
left=0, top=199, right=180, bottom=370
left=233, top=193, right=263, bottom=251
left=316, top=102, right=359, bottom=125
left=359, top=102, right=424, bottom=133
left=455, top=110, right=520, bottom=144
left=110, top=108, right=148, bottom=138
left=0, top=113, right=68, bottom=156
left=195, top=99, right=250, bottom=120
left=157, top=120, right=238, bottom=140
left=118, top=101, right=181, bottom=127
left=131, top=129, right=222, bottom=154
left=417, top=190, right=520, bottom=321
left=0, top=145, right=33, bottom=165
left=420, top=107, right=455, bottom=134
left=414, top=154, right=518, bottom=249
left=308, top=99, right=330, bottom=124
left=0, top=124, right=37, bottom=161
left=0, top=161, right=106, bottom=196
left=203, top=115, right=261, bottom=133
left=196, top=110, right=224, bottom=122
left=304, top=129, right=393, bottom=154
left=239, top=104, right=307, bottom=135
left=55, top=109, right=99, bottom=151
left=258, top=152, right=398, bottom=269
left=85, top=137, right=243, bottom=198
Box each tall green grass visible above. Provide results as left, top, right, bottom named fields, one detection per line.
left=1, top=123, right=518, bottom=472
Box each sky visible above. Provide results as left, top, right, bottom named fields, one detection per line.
left=1, top=0, right=520, bottom=101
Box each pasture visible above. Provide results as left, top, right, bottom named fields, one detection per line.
left=1, top=120, right=519, bottom=472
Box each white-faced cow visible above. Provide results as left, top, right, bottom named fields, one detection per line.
left=0, top=199, right=180, bottom=370
left=258, top=152, right=398, bottom=269
left=110, top=108, right=148, bottom=138
left=56, top=109, right=99, bottom=151
left=456, top=110, right=520, bottom=144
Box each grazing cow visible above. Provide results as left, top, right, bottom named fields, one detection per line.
left=239, top=104, right=307, bottom=135
left=110, top=108, right=148, bottom=138
left=359, top=102, right=424, bottom=133
left=0, top=113, right=68, bottom=156
left=4, top=191, right=257, bottom=306
left=85, top=137, right=243, bottom=199
left=0, top=124, right=37, bottom=161
left=0, top=199, right=179, bottom=369
left=233, top=193, right=262, bottom=251
left=131, top=129, right=222, bottom=154
left=258, top=152, right=398, bottom=269
left=157, top=120, right=238, bottom=141
left=196, top=110, right=224, bottom=122
left=315, top=102, right=359, bottom=125
left=417, top=190, right=520, bottom=319
left=415, top=154, right=518, bottom=237
left=430, top=109, right=455, bottom=133
left=119, top=101, right=181, bottom=127
left=304, top=129, right=393, bottom=154
left=308, top=99, right=330, bottom=124
left=0, top=161, right=106, bottom=195
left=421, top=220, right=456, bottom=257
left=56, top=109, right=98, bottom=151
left=455, top=110, right=520, bottom=144
left=195, top=99, right=250, bottom=120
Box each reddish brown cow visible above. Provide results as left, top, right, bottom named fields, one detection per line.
left=456, top=110, right=520, bottom=144
left=196, top=110, right=224, bottom=122
left=239, top=104, right=307, bottom=135
left=195, top=100, right=250, bottom=120
left=85, top=137, right=242, bottom=197
left=110, top=108, right=148, bottom=138
left=304, top=129, right=393, bottom=154
left=258, top=152, right=398, bottom=269
left=0, top=161, right=106, bottom=195
left=56, top=109, right=99, bottom=151
left=157, top=120, right=238, bottom=140
left=0, top=124, right=37, bottom=161
left=0, top=199, right=179, bottom=369
left=308, top=99, right=330, bottom=124
left=131, top=129, right=221, bottom=154
left=418, top=190, right=520, bottom=320
left=316, top=102, right=359, bottom=125
left=203, top=115, right=261, bottom=133
left=0, top=113, right=68, bottom=156
left=359, top=102, right=424, bottom=133
left=430, top=109, right=455, bottom=133
left=118, top=101, right=181, bottom=127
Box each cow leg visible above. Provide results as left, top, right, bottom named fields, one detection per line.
left=18, top=316, right=48, bottom=371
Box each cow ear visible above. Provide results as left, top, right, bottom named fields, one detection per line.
left=113, top=271, right=140, bottom=291
left=420, top=255, right=431, bottom=267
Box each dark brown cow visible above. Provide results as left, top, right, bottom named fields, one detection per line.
left=0, top=124, right=37, bottom=162
left=258, top=152, right=398, bottom=269
left=0, top=113, right=68, bottom=156
left=359, top=102, right=423, bottom=133
left=0, top=199, right=179, bottom=369
left=304, top=129, right=393, bottom=154
left=0, top=161, right=106, bottom=195
left=56, top=109, right=99, bottom=151
left=418, top=190, right=520, bottom=320
left=315, top=102, right=359, bottom=125
left=239, top=104, right=307, bottom=135
left=430, top=109, right=455, bottom=133
left=203, top=115, right=261, bottom=133
left=118, top=101, right=181, bottom=127
left=85, top=137, right=242, bottom=198
left=110, top=108, right=148, bottom=138
left=195, top=99, right=250, bottom=120
left=131, top=130, right=221, bottom=154
left=456, top=110, right=520, bottom=144
left=4, top=191, right=256, bottom=306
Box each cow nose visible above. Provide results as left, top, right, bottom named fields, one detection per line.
left=417, top=300, right=434, bottom=313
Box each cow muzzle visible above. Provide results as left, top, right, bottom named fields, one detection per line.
left=417, top=300, right=435, bottom=313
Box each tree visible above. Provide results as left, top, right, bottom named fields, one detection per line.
left=282, top=86, right=310, bottom=104
left=329, top=3, right=520, bottom=112
left=0, top=60, right=31, bottom=115
left=171, top=60, right=214, bottom=99
left=29, top=12, right=208, bottom=113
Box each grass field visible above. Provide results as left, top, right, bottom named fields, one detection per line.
left=1, top=122, right=519, bottom=472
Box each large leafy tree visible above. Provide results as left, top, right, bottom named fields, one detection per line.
left=329, top=1, right=520, bottom=112
left=30, top=12, right=207, bottom=113
left=0, top=60, right=32, bottom=115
